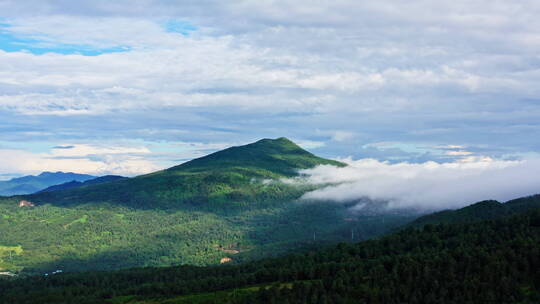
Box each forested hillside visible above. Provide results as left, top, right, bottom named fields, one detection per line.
left=410, top=194, right=540, bottom=226
left=0, top=196, right=411, bottom=273
left=1, top=199, right=538, bottom=303
left=0, top=138, right=414, bottom=274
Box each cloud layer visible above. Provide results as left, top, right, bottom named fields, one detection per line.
left=297, top=157, right=540, bottom=211
left=1, top=1, right=540, bottom=174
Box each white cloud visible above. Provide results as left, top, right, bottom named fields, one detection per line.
left=331, top=131, right=355, bottom=142
left=446, top=150, right=473, bottom=156
left=294, top=139, right=326, bottom=149
left=0, top=145, right=160, bottom=176
left=1, top=6, right=540, bottom=117
left=49, top=144, right=150, bottom=157
left=435, top=145, right=465, bottom=149
left=293, top=157, right=540, bottom=211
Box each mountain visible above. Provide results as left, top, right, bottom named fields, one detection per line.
left=26, top=137, right=345, bottom=209
left=168, top=137, right=344, bottom=175
left=0, top=172, right=96, bottom=196
left=37, top=175, right=126, bottom=193
left=2, top=198, right=539, bottom=303
left=410, top=194, right=540, bottom=227
left=1, top=138, right=414, bottom=274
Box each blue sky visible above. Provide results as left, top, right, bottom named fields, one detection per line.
left=0, top=1, right=540, bottom=179
left=0, top=30, right=129, bottom=55
left=0, top=18, right=195, bottom=55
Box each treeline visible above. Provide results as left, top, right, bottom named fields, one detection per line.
left=1, top=208, right=539, bottom=303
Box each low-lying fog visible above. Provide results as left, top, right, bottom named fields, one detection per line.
left=288, top=157, right=540, bottom=212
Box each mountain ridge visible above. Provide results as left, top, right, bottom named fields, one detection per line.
left=409, top=194, right=540, bottom=226
left=36, top=175, right=126, bottom=193
left=0, top=172, right=96, bottom=196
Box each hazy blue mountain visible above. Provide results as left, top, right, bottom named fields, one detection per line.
left=0, top=172, right=96, bottom=196
left=37, top=175, right=126, bottom=193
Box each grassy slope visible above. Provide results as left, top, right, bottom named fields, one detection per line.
left=0, top=138, right=413, bottom=273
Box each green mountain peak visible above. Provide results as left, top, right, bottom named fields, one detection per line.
left=169, top=137, right=344, bottom=176
left=26, top=137, right=344, bottom=209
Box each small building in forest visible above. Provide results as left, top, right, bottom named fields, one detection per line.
left=18, top=200, right=35, bottom=207
left=220, top=257, right=232, bottom=264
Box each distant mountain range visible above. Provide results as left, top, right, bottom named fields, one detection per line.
left=37, top=175, right=126, bottom=193
left=0, top=172, right=96, bottom=196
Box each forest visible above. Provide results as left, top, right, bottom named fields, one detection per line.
left=1, top=202, right=538, bottom=303
left=0, top=196, right=411, bottom=273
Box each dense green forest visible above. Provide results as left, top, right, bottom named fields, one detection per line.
left=0, top=138, right=413, bottom=273
left=0, top=196, right=411, bottom=273
left=410, top=195, right=540, bottom=227
left=1, top=199, right=538, bottom=303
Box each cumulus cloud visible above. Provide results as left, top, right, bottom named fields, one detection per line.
left=0, top=144, right=159, bottom=176
left=294, top=139, right=326, bottom=149
left=295, top=157, right=540, bottom=211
